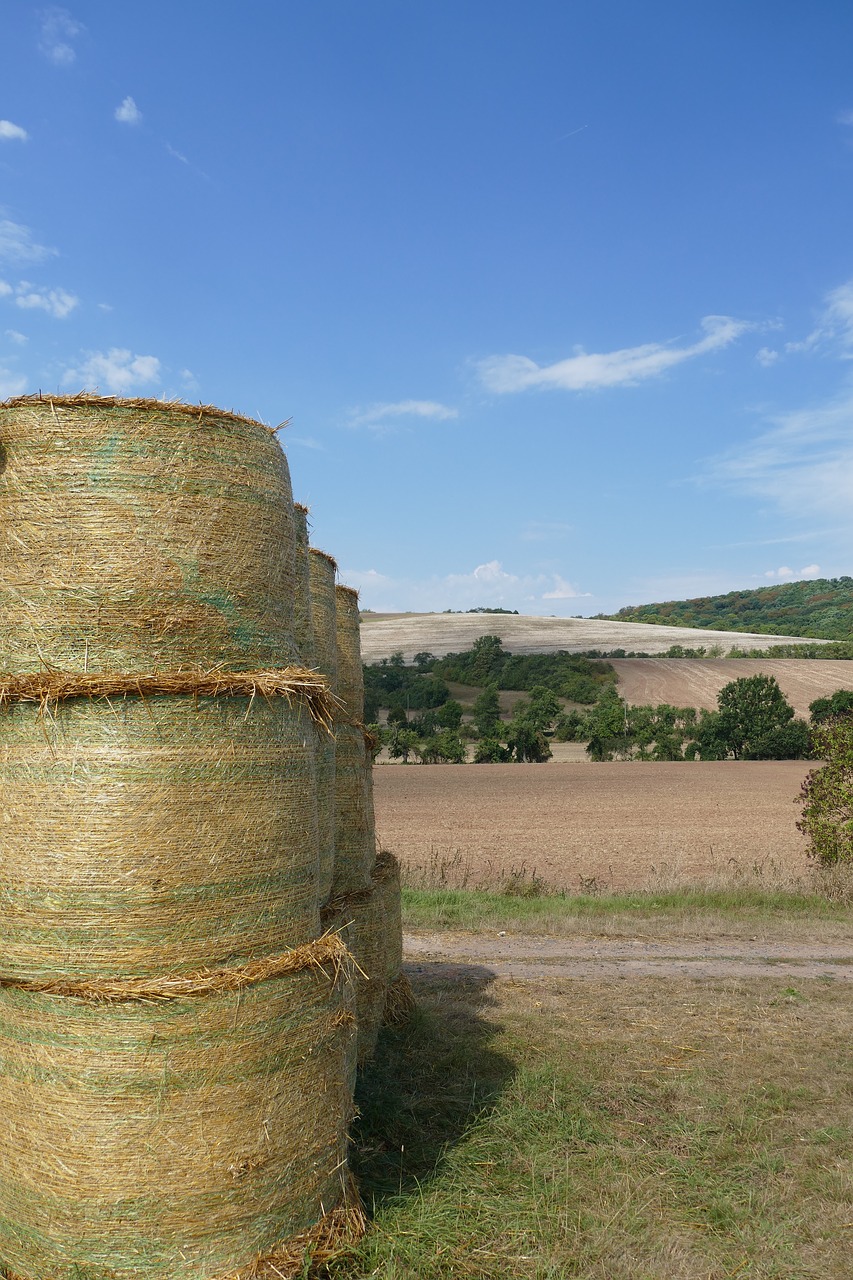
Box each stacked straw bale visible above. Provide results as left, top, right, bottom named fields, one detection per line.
left=332, top=585, right=376, bottom=896
left=308, top=549, right=339, bottom=906
left=373, top=850, right=415, bottom=1025
left=292, top=503, right=313, bottom=666
left=0, top=395, right=300, bottom=672
left=0, top=395, right=361, bottom=1280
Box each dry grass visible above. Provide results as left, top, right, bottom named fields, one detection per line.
left=331, top=963, right=853, bottom=1279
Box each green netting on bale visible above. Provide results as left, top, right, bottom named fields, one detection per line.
left=291, top=505, right=313, bottom=668
left=322, top=888, right=385, bottom=1068
left=333, top=585, right=363, bottom=722
left=332, top=723, right=375, bottom=898
left=0, top=691, right=323, bottom=981
left=308, top=550, right=338, bottom=906
left=0, top=951, right=357, bottom=1280
left=0, top=395, right=299, bottom=673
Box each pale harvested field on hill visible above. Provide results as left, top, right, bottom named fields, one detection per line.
left=373, top=761, right=813, bottom=890
left=359, top=611, right=824, bottom=662
left=612, top=657, right=853, bottom=717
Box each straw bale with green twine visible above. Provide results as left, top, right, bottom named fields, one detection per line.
left=0, top=394, right=300, bottom=673
left=331, top=585, right=376, bottom=897
left=0, top=670, right=334, bottom=982
left=308, top=549, right=338, bottom=906
left=291, top=505, right=313, bottom=667
left=0, top=935, right=361, bottom=1280
left=373, top=850, right=415, bottom=1025
left=322, top=886, right=386, bottom=1066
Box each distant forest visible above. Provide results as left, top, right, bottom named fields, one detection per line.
left=596, top=577, right=853, bottom=641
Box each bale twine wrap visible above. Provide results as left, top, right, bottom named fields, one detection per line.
left=307, top=549, right=338, bottom=906
left=322, top=887, right=385, bottom=1067
left=0, top=395, right=300, bottom=673
left=0, top=669, right=333, bottom=981
left=0, top=934, right=361, bottom=1280
left=291, top=505, right=313, bottom=668
left=332, top=586, right=375, bottom=898
left=373, top=850, right=415, bottom=1026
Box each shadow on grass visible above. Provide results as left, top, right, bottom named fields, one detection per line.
left=351, top=960, right=514, bottom=1214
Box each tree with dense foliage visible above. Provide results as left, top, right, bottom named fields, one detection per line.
left=473, top=737, right=510, bottom=763
left=798, top=715, right=853, bottom=865
left=715, top=674, right=797, bottom=759
left=809, top=690, right=853, bottom=724
left=471, top=685, right=501, bottom=738
left=436, top=699, right=464, bottom=730
left=416, top=731, right=466, bottom=764
left=505, top=720, right=552, bottom=763
left=387, top=727, right=420, bottom=764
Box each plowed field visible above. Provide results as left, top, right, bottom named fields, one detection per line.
left=611, top=657, right=852, bottom=717
left=373, top=761, right=813, bottom=890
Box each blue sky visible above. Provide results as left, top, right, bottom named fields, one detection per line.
left=2, top=2, right=853, bottom=616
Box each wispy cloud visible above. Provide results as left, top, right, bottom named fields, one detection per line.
left=115, top=97, right=142, bottom=126
left=756, top=346, right=779, bottom=367
left=784, top=278, right=853, bottom=358
left=166, top=143, right=189, bottom=164
left=521, top=520, right=574, bottom=543
left=0, top=281, right=11, bottom=297
left=15, top=284, right=78, bottom=318
left=288, top=435, right=326, bottom=451
left=477, top=315, right=752, bottom=394
left=0, top=219, right=56, bottom=266
left=764, top=564, right=821, bottom=581
left=38, top=7, right=83, bottom=65
left=62, top=348, right=161, bottom=394
left=0, top=121, right=29, bottom=143
left=348, top=399, right=458, bottom=430
left=707, top=386, right=853, bottom=525
left=4, top=329, right=27, bottom=345
left=343, top=558, right=590, bottom=613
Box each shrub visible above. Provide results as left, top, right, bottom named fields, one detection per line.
left=798, top=715, right=853, bottom=865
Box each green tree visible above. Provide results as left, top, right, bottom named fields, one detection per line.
left=387, top=727, right=419, bottom=764
left=412, top=651, right=437, bottom=671
left=436, top=699, right=464, bottom=730
left=716, top=674, right=795, bottom=760
left=416, top=731, right=466, bottom=764
left=473, top=737, right=510, bottom=763
left=386, top=703, right=408, bottom=730
left=810, top=690, right=853, bottom=725
left=472, top=685, right=501, bottom=738
left=798, top=715, right=853, bottom=864
left=469, top=635, right=507, bottom=685
left=506, top=721, right=552, bottom=763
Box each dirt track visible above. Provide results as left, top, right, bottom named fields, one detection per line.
left=359, top=611, right=824, bottom=662
left=374, top=760, right=813, bottom=890
left=612, top=657, right=852, bottom=718
left=404, top=932, right=853, bottom=981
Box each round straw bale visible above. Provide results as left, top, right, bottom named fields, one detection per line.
left=332, top=723, right=375, bottom=897
left=0, top=953, right=357, bottom=1280
left=0, top=395, right=299, bottom=672
left=308, top=549, right=339, bottom=906
left=373, top=850, right=416, bottom=1025
left=334, top=585, right=364, bottom=722
left=291, top=504, right=313, bottom=668
left=0, top=691, right=323, bottom=980
left=323, top=890, right=386, bottom=1067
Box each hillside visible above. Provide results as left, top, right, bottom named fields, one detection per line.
left=358, top=612, right=828, bottom=664
left=597, top=577, right=853, bottom=639
left=610, top=658, right=853, bottom=719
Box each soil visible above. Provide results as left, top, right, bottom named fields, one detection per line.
left=404, top=931, right=853, bottom=982
left=611, top=657, right=853, bottom=718
left=359, top=611, right=825, bottom=663
left=373, top=760, right=813, bottom=890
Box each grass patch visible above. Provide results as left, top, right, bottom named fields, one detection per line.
left=328, top=968, right=853, bottom=1279
left=401, top=885, right=853, bottom=938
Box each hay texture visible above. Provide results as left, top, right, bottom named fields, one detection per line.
left=0, top=941, right=358, bottom=1280
left=291, top=504, right=313, bottom=668
left=331, top=586, right=376, bottom=897
left=322, top=887, right=385, bottom=1066
left=308, top=550, right=339, bottom=905
left=373, top=851, right=415, bottom=1025
left=0, top=395, right=299, bottom=673
left=0, top=689, right=324, bottom=981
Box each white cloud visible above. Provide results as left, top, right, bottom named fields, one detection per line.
left=0, top=219, right=56, bottom=266
left=39, top=7, right=83, bottom=65
left=764, top=564, right=821, bottom=581
left=115, top=97, right=142, bottom=126
left=62, top=348, right=161, bottom=394
left=4, top=329, right=27, bottom=345
left=542, top=575, right=590, bottom=600
left=784, top=278, right=853, bottom=358
left=348, top=399, right=458, bottom=430
left=0, top=281, right=11, bottom=297
left=476, top=315, right=752, bottom=394
left=166, top=143, right=189, bottom=164
left=344, top=559, right=591, bottom=613
left=756, top=347, right=779, bottom=367
left=0, top=367, right=27, bottom=396
left=15, top=286, right=78, bottom=318
left=707, top=387, right=853, bottom=527
left=0, top=121, right=29, bottom=143
left=288, top=435, right=326, bottom=451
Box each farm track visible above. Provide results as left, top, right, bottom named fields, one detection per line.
left=405, top=931, right=853, bottom=982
